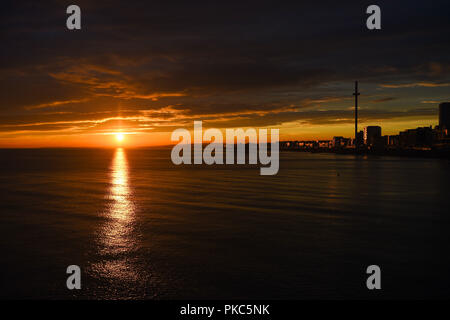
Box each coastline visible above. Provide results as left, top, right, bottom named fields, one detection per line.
left=281, top=145, right=450, bottom=159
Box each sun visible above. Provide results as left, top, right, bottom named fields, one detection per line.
left=116, top=133, right=124, bottom=142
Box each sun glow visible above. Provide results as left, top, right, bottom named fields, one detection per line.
left=116, top=133, right=124, bottom=142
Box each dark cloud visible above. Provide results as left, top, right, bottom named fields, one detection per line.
left=1, top=0, right=449, bottom=140
left=372, top=97, right=397, bottom=103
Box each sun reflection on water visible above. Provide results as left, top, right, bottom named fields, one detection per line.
left=109, top=148, right=134, bottom=224
left=92, top=148, right=140, bottom=284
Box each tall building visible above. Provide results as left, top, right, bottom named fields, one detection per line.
left=439, top=102, right=450, bottom=129
left=363, top=126, right=382, bottom=146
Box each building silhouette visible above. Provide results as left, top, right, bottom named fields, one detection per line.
left=439, top=102, right=450, bottom=129
left=399, top=126, right=434, bottom=148
left=363, top=126, right=382, bottom=146
left=280, top=95, right=450, bottom=154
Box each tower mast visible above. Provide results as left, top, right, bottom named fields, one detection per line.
left=353, top=81, right=360, bottom=148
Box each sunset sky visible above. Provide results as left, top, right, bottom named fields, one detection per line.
left=1, top=0, right=449, bottom=147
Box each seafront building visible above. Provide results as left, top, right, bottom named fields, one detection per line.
left=280, top=102, right=450, bottom=152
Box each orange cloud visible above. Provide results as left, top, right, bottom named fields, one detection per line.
left=381, top=82, right=450, bottom=88
left=25, top=98, right=90, bottom=110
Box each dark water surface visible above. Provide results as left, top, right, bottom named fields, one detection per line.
left=0, top=148, right=449, bottom=299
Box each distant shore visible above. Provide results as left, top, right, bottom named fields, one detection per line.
left=280, top=146, right=450, bottom=159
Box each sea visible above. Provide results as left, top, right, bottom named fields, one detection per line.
left=0, top=147, right=449, bottom=299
